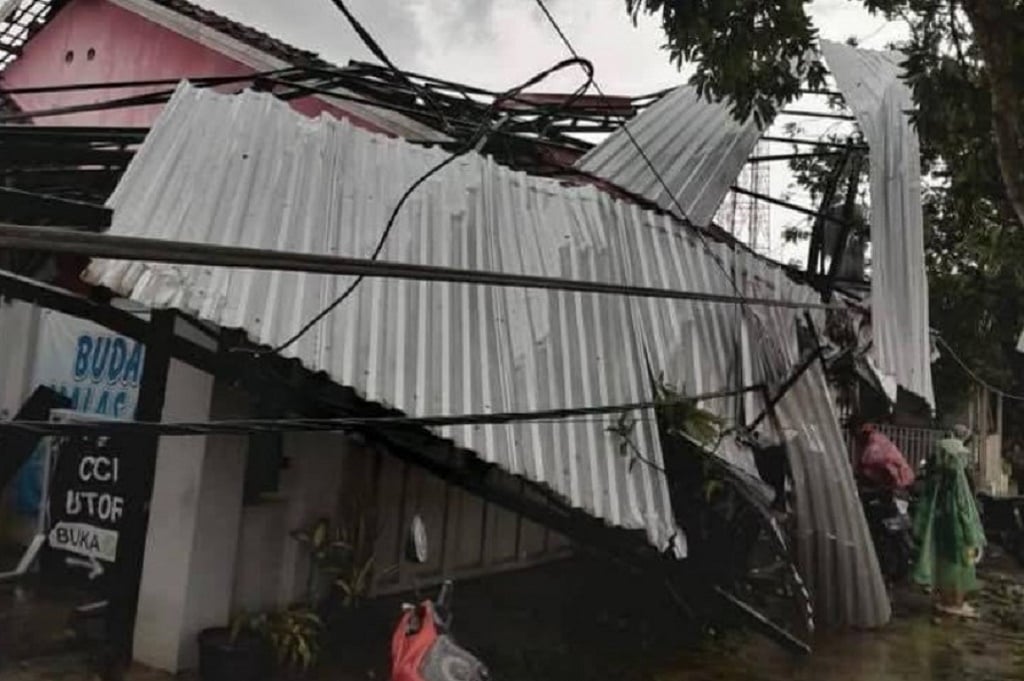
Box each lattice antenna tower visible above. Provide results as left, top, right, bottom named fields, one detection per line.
left=716, top=142, right=771, bottom=254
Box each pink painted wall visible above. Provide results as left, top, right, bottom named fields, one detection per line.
left=1, top=0, right=384, bottom=131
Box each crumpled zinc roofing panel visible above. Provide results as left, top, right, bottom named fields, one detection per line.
left=86, top=83, right=707, bottom=554
left=85, top=85, right=889, bottom=626
left=821, top=41, right=934, bottom=407
left=730, top=250, right=891, bottom=628
left=574, top=85, right=763, bottom=228
left=749, top=284, right=891, bottom=627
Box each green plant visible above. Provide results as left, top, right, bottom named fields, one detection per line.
left=606, top=375, right=727, bottom=504
left=231, top=607, right=323, bottom=672
left=291, top=517, right=351, bottom=604
left=652, top=375, right=724, bottom=447
left=334, top=554, right=377, bottom=608
left=291, top=509, right=397, bottom=611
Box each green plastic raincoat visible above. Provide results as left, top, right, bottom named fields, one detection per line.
left=911, top=437, right=986, bottom=593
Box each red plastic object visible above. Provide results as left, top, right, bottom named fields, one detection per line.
left=391, top=603, right=438, bottom=681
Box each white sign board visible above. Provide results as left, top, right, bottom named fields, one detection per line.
left=48, top=521, right=119, bottom=563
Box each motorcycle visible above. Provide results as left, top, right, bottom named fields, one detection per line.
left=853, top=424, right=916, bottom=583
left=391, top=516, right=489, bottom=681
left=858, top=484, right=914, bottom=583
left=976, top=493, right=1024, bottom=565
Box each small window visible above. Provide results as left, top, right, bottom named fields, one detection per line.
left=64, top=50, right=74, bottom=63
left=86, top=48, right=96, bottom=61
left=243, top=431, right=284, bottom=504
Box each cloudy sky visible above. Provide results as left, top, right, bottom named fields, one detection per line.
left=193, top=0, right=906, bottom=262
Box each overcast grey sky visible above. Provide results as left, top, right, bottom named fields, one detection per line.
left=192, top=0, right=907, bottom=263
left=195, top=0, right=904, bottom=93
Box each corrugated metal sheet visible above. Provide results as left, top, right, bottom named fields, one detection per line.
left=573, top=85, right=763, bottom=227
left=821, top=41, right=934, bottom=408
left=84, top=84, right=889, bottom=625
left=775, top=362, right=891, bottom=628
left=86, top=83, right=693, bottom=554
left=733, top=249, right=892, bottom=628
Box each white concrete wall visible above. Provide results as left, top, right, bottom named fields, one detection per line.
left=276, top=432, right=347, bottom=605
left=0, top=299, right=40, bottom=421
left=231, top=500, right=288, bottom=614
left=133, top=365, right=249, bottom=673
left=0, top=299, right=41, bottom=542
left=229, top=432, right=349, bottom=614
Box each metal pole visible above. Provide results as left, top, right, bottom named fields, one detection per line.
left=760, top=135, right=867, bottom=151
left=728, top=186, right=852, bottom=231
left=0, top=224, right=844, bottom=311
left=104, top=310, right=173, bottom=676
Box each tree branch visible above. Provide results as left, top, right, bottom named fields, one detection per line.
left=960, top=0, right=1024, bottom=229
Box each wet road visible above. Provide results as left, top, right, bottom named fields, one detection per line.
left=4, top=568, right=1024, bottom=680
left=661, top=573, right=1024, bottom=681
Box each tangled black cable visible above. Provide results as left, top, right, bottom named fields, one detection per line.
left=327, top=0, right=452, bottom=132
left=264, top=56, right=594, bottom=355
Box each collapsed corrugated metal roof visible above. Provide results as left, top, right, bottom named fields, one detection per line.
left=84, top=83, right=888, bottom=626
left=749, top=276, right=891, bottom=626
left=86, top=83, right=689, bottom=554
left=573, top=85, right=763, bottom=227
left=821, top=40, right=934, bottom=408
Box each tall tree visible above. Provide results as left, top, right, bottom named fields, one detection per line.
left=625, top=0, right=1024, bottom=229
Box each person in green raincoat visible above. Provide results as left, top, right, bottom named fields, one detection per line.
left=912, top=431, right=986, bottom=618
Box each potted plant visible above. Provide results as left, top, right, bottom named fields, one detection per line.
left=197, top=618, right=270, bottom=681
left=199, top=607, right=323, bottom=681
left=247, top=607, right=324, bottom=677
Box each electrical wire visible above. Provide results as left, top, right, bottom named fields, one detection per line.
left=0, top=68, right=302, bottom=96
left=531, top=0, right=772, bottom=449
left=934, top=335, right=1024, bottom=402
left=328, top=0, right=451, bottom=132
left=0, top=384, right=761, bottom=437
left=265, top=57, right=595, bottom=355
left=0, top=224, right=844, bottom=311
left=530, top=0, right=750, bottom=303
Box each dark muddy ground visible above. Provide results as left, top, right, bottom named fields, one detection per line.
left=3, top=556, right=1024, bottom=681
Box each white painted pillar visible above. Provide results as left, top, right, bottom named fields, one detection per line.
left=132, top=360, right=248, bottom=672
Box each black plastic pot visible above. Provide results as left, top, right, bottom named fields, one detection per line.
left=198, top=627, right=270, bottom=681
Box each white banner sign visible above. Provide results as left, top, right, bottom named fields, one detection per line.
left=32, top=309, right=145, bottom=419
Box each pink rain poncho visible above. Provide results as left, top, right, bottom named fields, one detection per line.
left=856, top=425, right=915, bottom=490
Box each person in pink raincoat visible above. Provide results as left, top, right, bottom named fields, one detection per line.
left=855, top=423, right=915, bottom=490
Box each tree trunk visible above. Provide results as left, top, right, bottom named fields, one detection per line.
left=960, top=0, right=1024, bottom=229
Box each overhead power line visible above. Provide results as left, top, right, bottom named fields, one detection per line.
left=529, top=0, right=762, bottom=328
left=0, top=224, right=846, bottom=312
left=934, top=335, right=1024, bottom=403
left=268, top=56, right=595, bottom=354
left=2, top=385, right=762, bottom=437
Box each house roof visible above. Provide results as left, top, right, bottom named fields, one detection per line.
left=135, top=0, right=330, bottom=69
left=1, top=0, right=330, bottom=70
left=0, top=0, right=449, bottom=140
